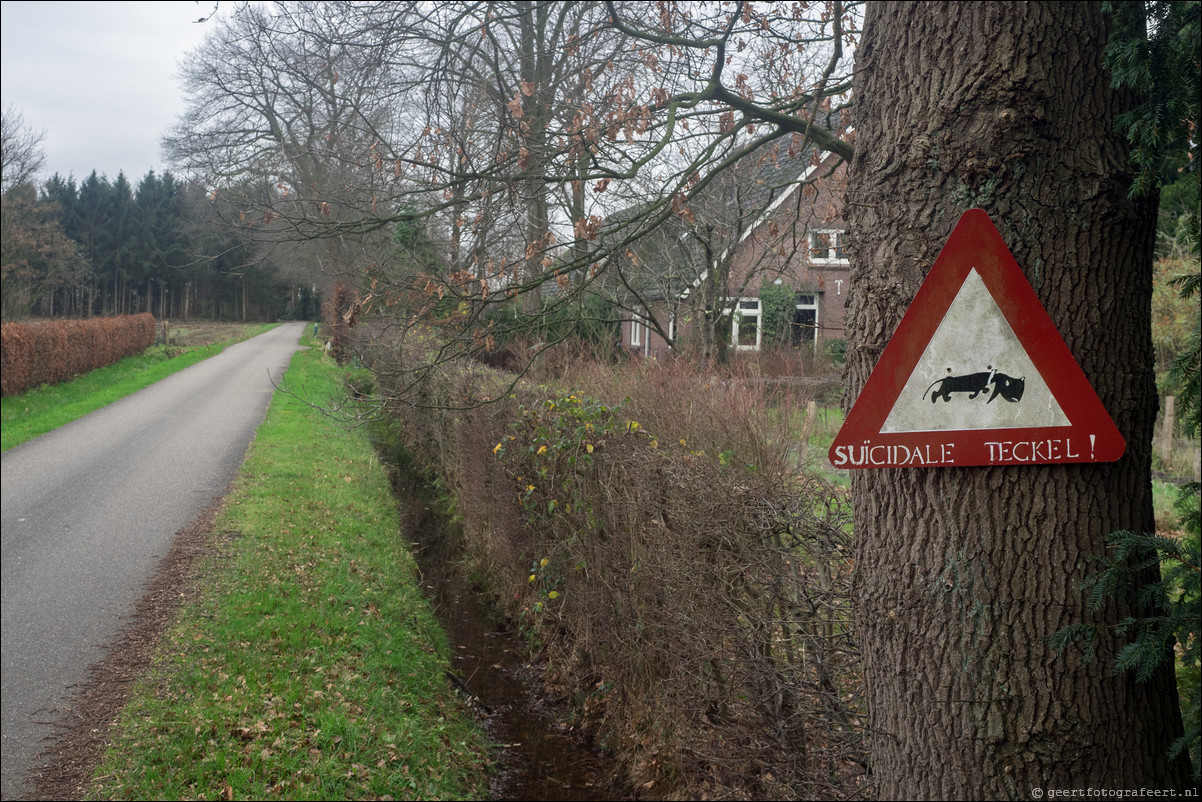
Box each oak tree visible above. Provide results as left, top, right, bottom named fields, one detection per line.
left=843, top=2, right=1190, bottom=796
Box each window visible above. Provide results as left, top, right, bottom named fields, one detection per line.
left=732, top=298, right=762, bottom=350
left=791, top=293, right=819, bottom=349
left=809, top=230, right=848, bottom=263
left=630, top=312, right=643, bottom=347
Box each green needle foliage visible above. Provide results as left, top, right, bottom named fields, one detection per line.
left=1104, top=1, right=1200, bottom=203
left=1165, top=272, right=1200, bottom=444
left=1050, top=527, right=1200, bottom=782
left=1051, top=2, right=1202, bottom=783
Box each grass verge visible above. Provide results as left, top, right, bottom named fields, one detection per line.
left=86, top=339, right=489, bottom=801
left=1, top=323, right=277, bottom=453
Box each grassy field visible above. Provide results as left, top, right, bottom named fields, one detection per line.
left=1, top=322, right=277, bottom=453
left=800, top=401, right=849, bottom=487
left=87, top=334, right=489, bottom=800
left=8, top=329, right=1188, bottom=796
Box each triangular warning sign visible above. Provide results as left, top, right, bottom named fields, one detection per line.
left=829, top=209, right=1125, bottom=469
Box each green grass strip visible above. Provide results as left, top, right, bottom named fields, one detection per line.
left=87, top=341, right=489, bottom=801
left=1, top=324, right=277, bottom=453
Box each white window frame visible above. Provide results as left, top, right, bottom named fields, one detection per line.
left=630, top=312, right=643, bottom=347
left=809, top=229, right=848, bottom=264
left=729, top=297, right=762, bottom=351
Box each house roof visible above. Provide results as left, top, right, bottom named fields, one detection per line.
left=599, top=131, right=844, bottom=306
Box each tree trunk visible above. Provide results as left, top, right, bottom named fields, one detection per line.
left=518, top=0, right=550, bottom=318
left=843, top=2, right=1189, bottom=797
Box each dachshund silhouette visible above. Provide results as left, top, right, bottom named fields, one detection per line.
left=925, top=371, right=1025, bottom=404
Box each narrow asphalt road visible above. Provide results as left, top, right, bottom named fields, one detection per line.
left=1, top=322, right=307, bottom=798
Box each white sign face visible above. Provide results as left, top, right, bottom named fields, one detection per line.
left=831, top=209, right=1125, bottom=468
left=881, top=269, right=1069, bottom=433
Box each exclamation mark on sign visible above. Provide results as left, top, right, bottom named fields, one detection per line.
left=1090, top=434, right=1096, bottom=460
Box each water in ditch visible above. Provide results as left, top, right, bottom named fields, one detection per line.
left=396, top=480, right=625, bottom=801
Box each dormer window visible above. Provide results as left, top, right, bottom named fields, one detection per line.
left=809, top=230, right=848, bottom=264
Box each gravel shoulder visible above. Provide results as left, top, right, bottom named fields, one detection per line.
left=25, top=502, right=225, bottom=801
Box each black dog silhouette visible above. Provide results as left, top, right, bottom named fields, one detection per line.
left=925, top=372, right=1025, bottom=403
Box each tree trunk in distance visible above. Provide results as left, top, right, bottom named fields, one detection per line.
left=1161, top=395, right=1175, bottom=471
left=843, top=2, right=1190, bottom=797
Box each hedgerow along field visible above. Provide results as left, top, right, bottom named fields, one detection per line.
left=1, top=321, right=276, bottom=453
left=1, top=314, right=156, bottom=397
left=354, top=322, right=868, bottom=800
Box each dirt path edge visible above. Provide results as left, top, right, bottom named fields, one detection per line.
left=21, top=499, right=229, bottom=801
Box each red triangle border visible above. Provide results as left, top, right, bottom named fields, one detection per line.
left=829, top=209, right=1125, bottom=469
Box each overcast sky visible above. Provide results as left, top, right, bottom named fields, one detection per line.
left=1, top=1, right=216, bottom=185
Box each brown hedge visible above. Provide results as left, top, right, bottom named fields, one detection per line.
left=1, top=314, right=156, bottom=397
left=365, top=329, right=867, bottom=800
left=321, top=282, right=359, bottom=365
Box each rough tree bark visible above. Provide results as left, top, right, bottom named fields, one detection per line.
left=843, top=2, right=1190, bottom=798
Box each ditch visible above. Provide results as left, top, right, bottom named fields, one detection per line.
left=394, top=475, right=626, bottom=801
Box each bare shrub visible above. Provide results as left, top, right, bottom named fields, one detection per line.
left=560, top=352, right=816, bottom=482
left=321, top=282, right=359, bottom=365
left=365, top=335, right=867, bottom=799
left=755, top=345, right=815, bottom=379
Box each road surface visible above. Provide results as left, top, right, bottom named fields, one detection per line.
left=1, top=322, right=307, bottom=798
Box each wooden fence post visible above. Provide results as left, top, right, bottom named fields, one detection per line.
left=800, top=399, right=817, bottom=463
left=1161, top=395, right=1175, bottom=472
